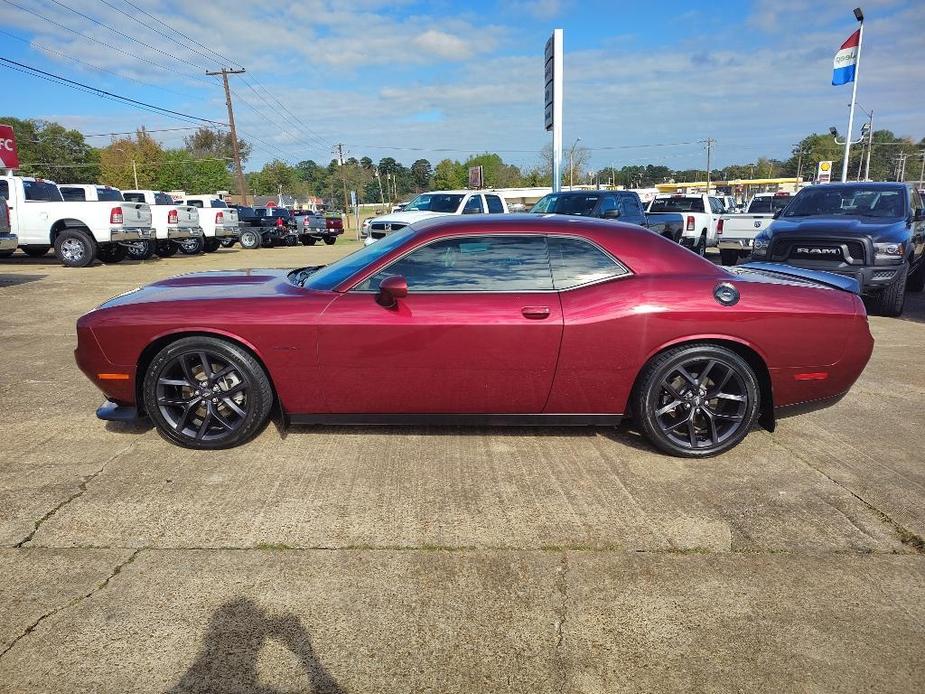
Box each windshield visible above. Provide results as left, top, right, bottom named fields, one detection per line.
left=300, top=226, right=417, bottom=290
left=404, top=193, right=464, bottom=213
left=783, top=186, right=905, bottom=219
left=649, top=197, right=704, bottom=213
left=24, top=180, right=63, bottom=202
left=531, top=194, right=599, bottom=216
left=747, top=196, right=791, bottom=214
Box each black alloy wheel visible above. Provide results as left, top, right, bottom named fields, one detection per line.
left=143, top=337, right=273, bottom=449
left=635, top=344, right=759, bottom=457
left=98, top=243, right=128, bottom=264
left=323, top=236, right=336, bottom=245
left=178, top=237, right=204, bottom=255
left=204, top=238, right=221, bottom=253
left=126, top=240, right=156, bottom=260
left=696, top=232, right=707, bottom=256
left=220, top=238, right=237, bottom=248
left=301, top=236, right=317, bottom=246
left=156, top=241, right=179, bottom=257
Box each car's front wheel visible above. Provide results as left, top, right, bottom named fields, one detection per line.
left=634, top=343, right=760, bottom=458
left=142, top=336, right=273, bottom=449
left=874, top=262, right=907, bottom=317
left=54, top=228, right=97, bottom=267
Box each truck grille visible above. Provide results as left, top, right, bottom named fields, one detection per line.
left=370, top=222, right=407, bottom=232
left=773, top=238, right=867, bottom=265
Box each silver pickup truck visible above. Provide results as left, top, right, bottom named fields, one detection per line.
left=717, top=192, right=792, bottom=265
left=0, top=195, right=17, bottom=256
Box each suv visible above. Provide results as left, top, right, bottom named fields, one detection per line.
left=751, top=182, right=925, bottom=316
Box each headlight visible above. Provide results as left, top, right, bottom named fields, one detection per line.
left=752, top=236, right=769, bottom=257
left=874, top=242, right=904, bottom=263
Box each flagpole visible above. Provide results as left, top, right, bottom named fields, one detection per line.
left=841, top=15, right=864, bottom=182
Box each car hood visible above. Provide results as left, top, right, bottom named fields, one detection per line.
left=372, top=210, right=451, bottom=225
left=769, top=216, right=906, bottom=239
left=98, top=268, right=298, bottom=308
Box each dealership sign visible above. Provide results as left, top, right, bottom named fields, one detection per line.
left=0, top=124, right=19, bottom=168
left=816, top=160, right=833, bottom=184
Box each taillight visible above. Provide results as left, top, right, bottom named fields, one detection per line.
left=215, top=212, right=224, bottom=224
left=276, top=217, right=284, bottom=228
left=717, top=219, right=724, bottom=234
left=686, top=215, right=695, bottom=231
left=110, top=207, right=123, bottom=225
left=167, top=209, right=178, bottom=225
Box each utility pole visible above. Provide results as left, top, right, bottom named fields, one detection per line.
left=919, top=150, right=925, bottom=188
left=333, top=144, right=350, bottom=225
left=796, top=147, right=805, bottom=182
left=895, top=152, right=908, bottom=182
left=864, top=109, right=873, bottom=181
left=375, top=168, right=385, bottom=206
left=206, top=68, right=248, bottom=204
left=703, top=137, right=715, bottom=194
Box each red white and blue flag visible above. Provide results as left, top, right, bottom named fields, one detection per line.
left=832, top=30, right=860, bottom=85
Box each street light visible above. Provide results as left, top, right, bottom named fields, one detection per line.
left=568, top=137, right=581, bottom=189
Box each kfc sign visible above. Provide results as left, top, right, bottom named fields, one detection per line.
left=0, top=125, right=19, bottom=168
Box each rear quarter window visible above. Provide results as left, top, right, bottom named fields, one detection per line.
left=59, top=187, right=86, bottom=201
left=547, top=236, right=629, bottom=290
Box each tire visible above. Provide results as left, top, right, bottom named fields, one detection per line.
left=125, top=240, right=156, bottom=261
left=284, top=234, right=298, bottom=247
left=54, top=228, right=97, bottom=268
left=142, top=336, right=274, bottom=450
left=203, top=238, right=221, bottom=253
left=220, top=238, right=237, bottom=248
left=301, top=236, right=317, bottom=246
left=695, top=232, right=707, bottom=256
left=22, top=245, right=51, bottom=258
left=873, top=262, right=907, bottom=317
left=97, top=244, right=128, bottom=264
left=907, top=259, right=925, bottom=293
left=156, top=241, right=178, bottom=258
left=0, top=250, right=14, bottom=259
left=634, top=343, right=760, bottom=458
left=239, top=229, right=261, bottom=250
left=719, top=249, right=739, bottom=266
left=323, top=236, right=336, bottom=246
left=178, top=237, right=204, bottom=255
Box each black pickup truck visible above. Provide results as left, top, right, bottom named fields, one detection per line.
left=231, top=206, right=297, bottom=249
left=530, top=190, right=684, bottom=242
left=751, top=182, right=925, bottom=316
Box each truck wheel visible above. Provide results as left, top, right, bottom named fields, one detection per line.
left=156, top=241, right=178, bottom=258
left=301, top=237, right=317, bottom=246
left=126, top=240, right=156, bottom=261
left=874, top=263, right=908, bottom=317
left=906, top=260, right=925, bottom=293
left=178, top=237, right=204, bottom=255
left=695, top=232, right=707, bottom=256
left=220, top=238, right=237, bottom=248
left=719, top=249, right=739, bottom=266
left=54, top=228, right=97, bottom=268
left=323, top=236, right=336, bottom=246
left=98, top=244, right=128, bottom=264
left=203, top=238, right=221, bottom=253
left=22, top=245, right=51, bottom=258
left=239, top=230, right=261, bottom=249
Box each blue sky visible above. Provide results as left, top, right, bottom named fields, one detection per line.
left=2, top=0, right=923, bottom=173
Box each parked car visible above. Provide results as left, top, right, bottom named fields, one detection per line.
left=530, top=190, right=684, bottom=242
left=123, top=190, right=202, bottom=259
left=294, top=211, right=344, bottom=246
left=647, top=194, right=725, bottom=255
left=0, top=175, right=153, bottom=266
left=183, top=196, right=239, bottom=252
left=76, top=214, right=873, bottom=458
left=717, top=192, right=792, bottom=265
left=233, top=206, right=295, bottom=249
left=0, top=195, right=17, bottom=256
left=363, top=190, right=508, bottom=245
left=750, top=182, right=925, bottom=316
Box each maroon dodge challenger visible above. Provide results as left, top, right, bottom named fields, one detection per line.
left=75, top=215, right=874, bottom=457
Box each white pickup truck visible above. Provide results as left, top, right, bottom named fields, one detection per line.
left=646, top=194, right=725, bottom=255
left=0, top=175, right=153, bottom=267
left=123, top=190, right=202, bottom=259
left=362, top=190, right=509, bottom=245
left=716, top=192, right=793, bottom=266
left=182, top=195, right=239, bottom=253
left=0, top=193, right=16, bottom=255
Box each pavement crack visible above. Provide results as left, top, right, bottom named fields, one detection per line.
left=553, top=551, right=569, bottom=693
left=14, top=441, right=139, bottom=548
left=0, top=548, right=141, bottom=661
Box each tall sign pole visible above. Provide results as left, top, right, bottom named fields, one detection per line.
left=545, top=29, right=563, bottom=193
left=840, top=9, right=864, bottom=182
left=206, top=68, right=248, bottom=204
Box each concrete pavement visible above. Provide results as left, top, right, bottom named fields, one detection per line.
left=0, top=244, right=923, bottom=692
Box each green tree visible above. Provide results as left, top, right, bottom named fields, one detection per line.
left=156, top=149, right=231, bottom=194
left=99, top=129, right=165, bottom=189
left=433, top=159, right=466, bottom=189
left=0, top=116, right=99, bottom=183
left=183, top=127, right=251, bottom=169
left=410, top=158, right=433, bottom=191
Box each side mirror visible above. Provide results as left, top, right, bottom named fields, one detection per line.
left=602, top=209, right=621, bottom=219
left=376, top=275, right=408, bottom=308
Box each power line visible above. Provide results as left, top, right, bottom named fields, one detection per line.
left=83, top=127, right=201, bottom=137
left=0, top=57, right=227, bottom=126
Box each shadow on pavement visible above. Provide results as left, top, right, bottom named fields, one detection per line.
left=0, top=273, right=45, bottom=287
left=896, top=291, right=925, bottom=324
left=170, top=597, right=343, bottom=694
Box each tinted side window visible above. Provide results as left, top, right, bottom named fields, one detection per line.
left=485, top=195, right=504, bottom=213
left=0, top=181, right=8, bottom=199
left=96, top=188, right=123, bottom=201
left=462, top=195, right=484, bottom=214
left=123, top=192, right=144, bottom=203
left=210, top=200, right=228, bottom=208
left=187, top=200, right=203, bottom=208
left=598, top=196, right=620, bottom=216
left=619, top=195, right=641, bottom=216
left=359, top=236, right=552, bottom=292
left=548, top=236, right=628, bottom=290
left=59, top=187, right=86, bottom=201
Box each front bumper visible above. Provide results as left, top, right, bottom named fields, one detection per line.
left=111, top=227, right=155, bottom=242
left=718, top=238, right=754, bottom=251
left=0, top=233, right=17, bottom=252
left=167, top=226, right=203, bottom=240
left=773, top=260, right=902, bottom=294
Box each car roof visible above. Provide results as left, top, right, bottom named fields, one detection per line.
left=810, top=182, right=906, bottom=190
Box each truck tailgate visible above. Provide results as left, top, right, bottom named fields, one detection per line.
left=122, top=202, right=152, bottom=228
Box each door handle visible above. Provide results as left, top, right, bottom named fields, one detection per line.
left=521, top=306, right=551, bottom=319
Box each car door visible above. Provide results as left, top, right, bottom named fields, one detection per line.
left=316, top=234, right=563, bottom=414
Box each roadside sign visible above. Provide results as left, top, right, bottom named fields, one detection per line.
left=544, top=30, right=563, bottom=192
left=350, top=190, right=357, bottom=207
left=468, top=166, right=483, bottom=189
left=0, top=124, right=19, bottom=168
left=816, top=160, right=833, bottom=184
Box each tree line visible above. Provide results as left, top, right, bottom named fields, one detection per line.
left=3, top=117, right=923, bottom=210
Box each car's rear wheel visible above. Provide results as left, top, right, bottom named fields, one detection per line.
left=323, top=236, right=336, bottom=245
left=156, top=241, right=178, bottom=257
left=719, top=249, right=739, bottom=266
left=22, top=244, right=51, bottom=258
left=54, top=228, right=96, bottom=267
left=126, top=240, right=156, bottom=260
left=634, top=344, right=760, bottom=458
left=301, top=236, right=317, bottom=246
left=239, top=230, right=261, bottom=249
left=695, top=232, right=707, bottom=256
left=178, top=237, right=204, bottom=255
left=98, top=243, right=128, bottom=264
left=204, top=238, right=221, bottom=253
left=220, top=238, right=236, bottom=248
left=142, top=336, right=273, bottom=450
left=874, top=262, right=907, bottom=317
